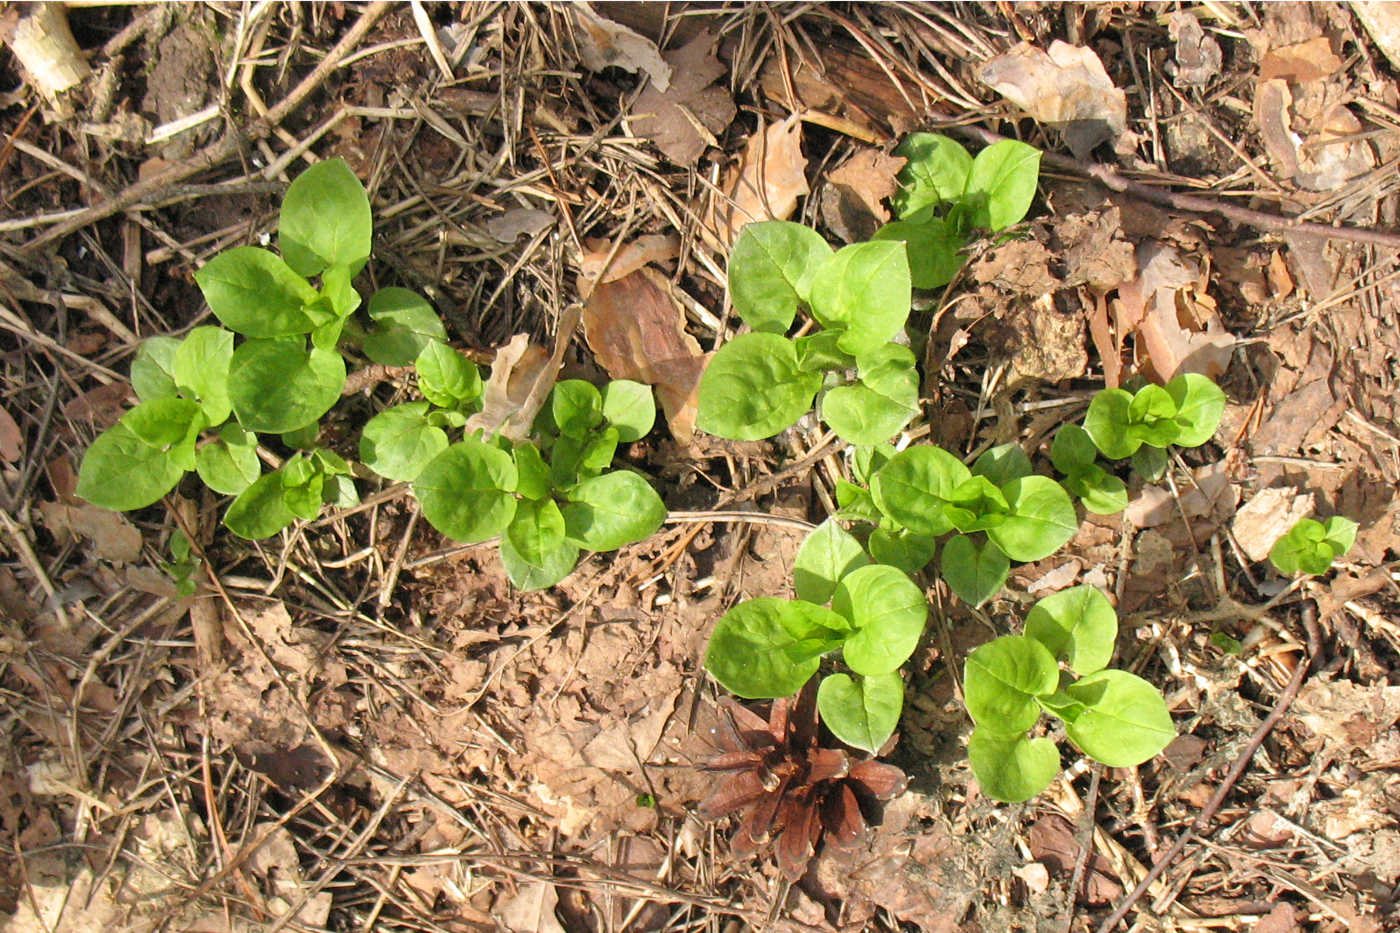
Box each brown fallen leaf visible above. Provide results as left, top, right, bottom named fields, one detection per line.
left=705, top=113, right=809, bottom=250
left=1167, top=11, right=1222, bottom=86
left=498, top=880, right=567, bottom=933
left=486, top=208, right=554, bottom=243
left=630, top=28, right=735, bottom=166
left=63, top=381, right=133, bottom=429
left=572, top=3, right=671, bottom=91
left=820, top=148, right=907, bottom=243
left=1004, top=297, right=1088, bottom=387
left=978, top=41, right=1127, bottom=159
left=0, top=404, right=20, bottom=462
left=578, top=233, right=680, bottom=298
left=1027, top=813, right=1122, bottom=904
left=583, top=267, right=708, bottom=443
left=464, top=335, right=552, bottom=443
left=1230, top=486, right=1313, bottom=562
left=1259, top=36, right=1342, bottom=81
left=247, top=822, right=333, bottom=927
left=39, top=500, right=143, bottom=562
left=1114, top=241, right=1233, bottom=382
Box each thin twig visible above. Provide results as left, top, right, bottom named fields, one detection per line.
left=1095, top=602, right=1321, bottom=932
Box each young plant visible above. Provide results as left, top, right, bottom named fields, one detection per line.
left=1049, top=423, right=1129, bottom=516
left=839, top=442, right=1078, bottom=607
left=873, top=134, right=1042, bottom=289
left=705, top=519, right=925, bottom=754
left=1081, top=373, right=1226, bottom=480
left=1269, top=515, right=1357, bottom=576
left=697, top=221, right=919, bottom=446
left=407, top=377, right=666, bottom=591
left=964, top=585, right=1175, bottom=802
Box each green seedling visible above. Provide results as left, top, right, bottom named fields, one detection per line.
left=409, top=377, right=665, bottom=591
left=163, top=529, right=199, bottom=597
left=697, top=222, right=918, bottom=446
left=839, top=442, right=1077, bottom=607
left=1050, top=424, right=1129, bottom=515
left=1269, top=515, right=1357, bottom=576
left=1082, top=373, right=1226, bottom=466
left=964, top=585, right=1175, bottom=802
left=706, top=521, right=924, bottom=753
left=873, top=134, right=1042, bottom=289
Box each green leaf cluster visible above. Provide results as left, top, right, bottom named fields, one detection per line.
left=836, top=442, right=1077, bottom=607
left=1269, top=516, right=1357, bottom=576
left=412, top=377, right=665, bottom=591
left=964, top=586, right=1174, bottom=802
left=1082, top=373, right=1226, bottom=462
left=705, top=520, right=924, bottom=754
left=874, top=134, right=1042, bottom=289
left=697, top=222, right=918, bottom=446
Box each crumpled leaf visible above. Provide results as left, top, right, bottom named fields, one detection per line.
left=465, top=308, right=578, bottom=444
left=0, top=404, right=21, bottom=462
left=572, top=3, right=670, bottom=91
left=39, top=500, right=143, bottom=562
left=978, top=41, right=1127, bottom=159
left=1255, top=79, right=1374, bottom=191
left=578, top=233, right=679, bottom=298
left=498, top=881, right=567, bottom=933
left=706, top=113, right=809, bottom=250
left=1167, top=12, right=1222, bottom=86
left=1259, top=36, right=1342, bottom=81
left=486, top=208, right=555, bottom=243
left=820, top=148, right=907, bottom=242
left=630, top=29, right=735, bottom=165
left=1231, top=487, right=1313, bottom=562
left=1114, top=241, right=1233, bottom=382
left=583, top=266, right=707, bottom=443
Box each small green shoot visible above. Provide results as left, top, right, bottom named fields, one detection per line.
left=1269, top=516, right=1357, bottom=576
left=1082, top=373, right=1226, bottom=461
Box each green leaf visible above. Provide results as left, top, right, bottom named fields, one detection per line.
left=945, top=475, right=1010, bottom=533
left=319, top=264, right=361, bottom=319
left=818, top=672, right=903, bottom=755
left=833, top=564, right=927, bottom=676
left=229, top=339, right=345, bottom=433
left=322, top=473, right=360, bottom=508
left=560, top=470, right=665, bottom=551
left=130, top=336, right=180, bottom=402
left=793, top=330, right=854, bottom=372
left=1165, top=372, right=1225, bottom=448
left=506, top=496, right=567, bottom=567
left=1083, top=388, right=1138, bottom=460
left=195, top=424, right=262, bottom=495
left=281, top=463, right=324, bottom=521
left=512, top=442, right=552, bottom=500
left=173, top=326, right=234, bottom=424
left=1322, top=516, right=1358, bottom=555
left=359, top=401, right=448, bottom=482
left=870, top=445, right=971, bottom=536
left=696, top=333, right=821, bottom=440
left=808, top=241, right=912, bottom=356
left=223, top=470, right=297, bottom=539
left=940, top=534, right=1009, bottom=607
left=601, top=380, right=655, bottom=442
left=867, top=525, right=938, bottom=573
left=793, top=518, right=870, bottom=605
left=576, top=426, right=620, bottom=480
left=312, top=446, right=351, bottom=476
left=704, top=598, right=848, bottom=698
left=963, top=140, right=1041, bottom=231
left=986, top=475, right=1078, bottom=563
left=968, top=729, right=1059, bottom=803
left=1127, top=384, right=1181, bottom=448
left=836, top=480, right=883, bottom=524
left=280, top=422, right=319, bottom=451
left=972, top=443, right=1032, bottom=487
left=76, top=401, right=200, bottom=511
left=278, top=158, right=372, bottom=277
left=1269, top=517, right=1353, bottom=576
left=728, top=221, right=834, bottom=333
left=552, top=379, right=604, bottom=438
left=194, top=247, right=319, bottom=337
left=963, top=635, right=1059, bottom=734
left=820, top=343, right=919, bottom=447
left=892, top=134, right=973, bottom=218
left=413, top=438, right=518, bottom=543
left=1024, top=585, right=1117, bottom=675
left=1062, top=464, right=1129, bottom=516
left=1130, top=444, right=1168, bottom=482
left=1050, top=424, right=1099, bottom=474
left=1062, top=670, right=1175, bottom=768
left=500, top=533, right=579, bottom=591
left=416, top=340, right=482, bottom=412
left=363, top=287, right=447, bottom=366
left=852, top=443, right=896, bottom=485
left=870, top=213, right=964, bottom=290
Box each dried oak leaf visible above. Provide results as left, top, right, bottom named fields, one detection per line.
left=465, top=309, right=578, bottom=444
left=820, top=148, right=907, bottom=242
left=699, top=679, right=906, bottom=883
left=630, top=29, right=736, bottom=166
left=578, top=233, right=679, bottom=297
left=572, top=3, right=671, bottom=90
left=978, top=41, right=1127, bottom=159
left=1114, top=241, right=1233, bottom=383
left=582, top=266, right=707, bottom=443
left=1259, top=36, right=1343, bottom=81
left=705, top=113, right=809, bottom=250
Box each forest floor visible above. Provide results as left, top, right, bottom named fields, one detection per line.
left=2, top=3, right=1400, bottom=932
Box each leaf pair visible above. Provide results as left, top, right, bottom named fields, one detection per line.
left=697, top=221, right=918, bottom=446
left=223, top=447, right=357, bottom=539
left=1082, top=373, right=1225, bottom=461
left=1269, top=516, right=1357, bottom=576
left=963, top=586, right=1174, bottom=802
left=359, top=340, right=485, bottom=483
left=874, top=135, right=1042, bottom=289
left=1050, top=424, right=1129, bottom=516
left=708, top=527, right=926, bottom=754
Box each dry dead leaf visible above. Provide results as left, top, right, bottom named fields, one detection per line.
left=1231, top=487, right=1314, bottom=562
left=1167, top=12, right=1222, bottom=86
left=1124, top=461, right=1237, bottom=529
left=1267, top=250, right=1295, bottom=299
left=39, top=500, right=143, bottom=562
left=1259, top=36, right=1343, bottom=81
left=465, top=309, right=578, bottom=444
left=1353, top=1, right=1400, bottom=72
left=1294, top=677, right=1400, bottom=758
left=1115, top=241, right=1233, bottom=382
left=0, top=404, right=20, bottom=462
left=706, top=113, right=808, bottom=250
left=583, top=267, right=708, bottom=443
left=578, top=233, right=680, bottom=297
left=247, top=822, right=333, bottom=927
left=1004, top=297, right=1088, bottom=386
left=579, top=691, right=676, bottom=771
left=63, top=381, right=133, bottom=429
left=1027, top=813, right=1122, bottom=904
left=486, top=208, right=554, bottom=243
left=630, top=29, right=735, bottom=165
left=820, top=148, right=907, bottom=242
left=572, top=4, right=670, bottom=91
left=498, top=880, right=567, bottom=933
left=978, top=41, right=1127, bottom=159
